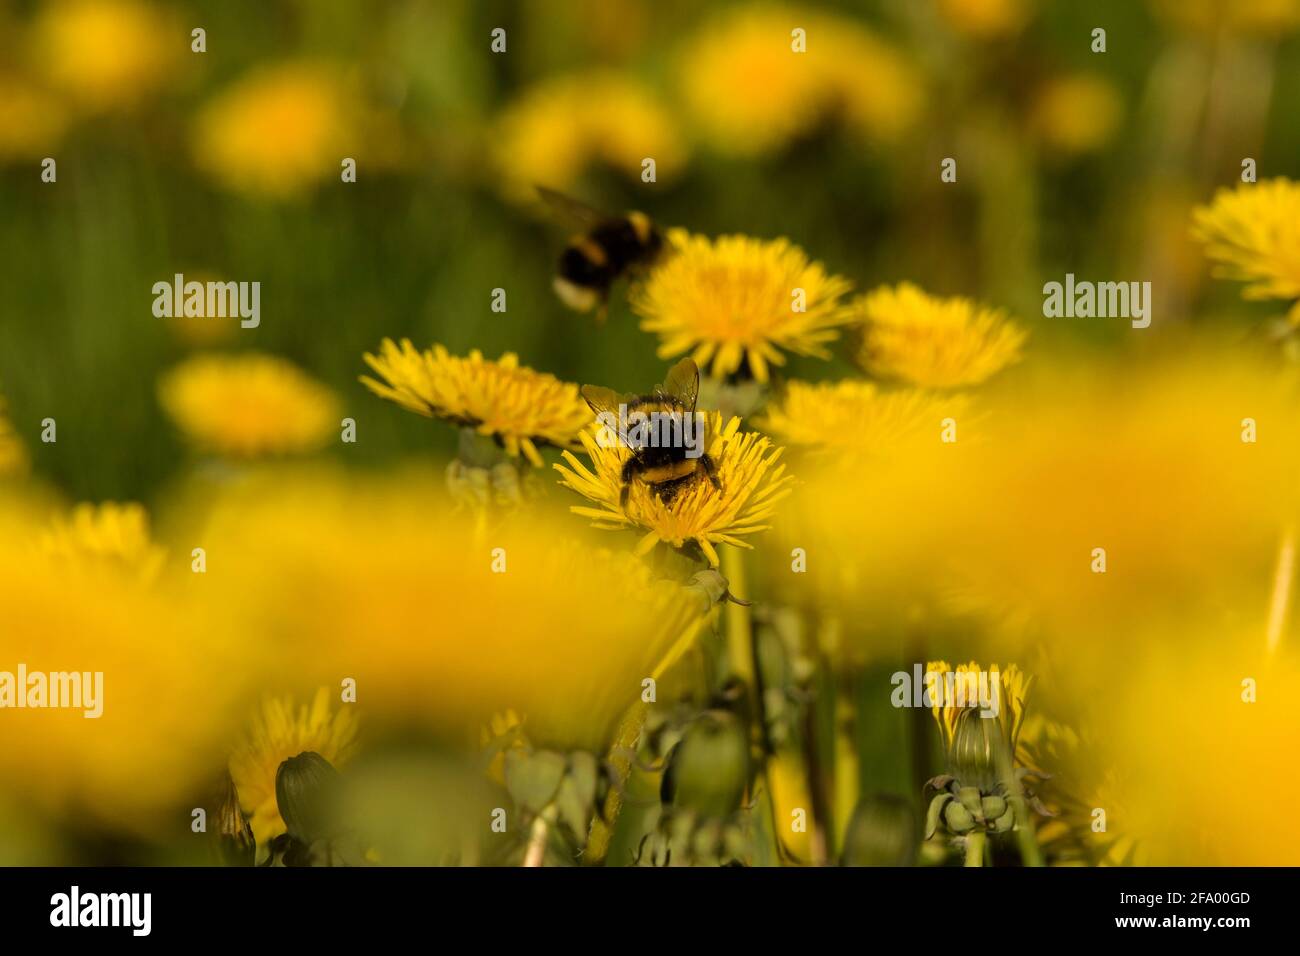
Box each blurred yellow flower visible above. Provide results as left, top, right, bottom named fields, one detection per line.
left=755, top=380, right=963, bottom=459
left=198, top=470, right=710, bottom=753
left=1193, top=178, right=1300, bottom=318
left=159, top=352, right=340, bottom=458
left=1031, top=74, right=1123, bottom=155
left=851, top=283, right=1027, bottom=389
left=773, top=346, right=1300, bottom=658
left=1019, top=716, right=1145, bottom=866
left=32, top=0, right=177, bottom=112
left=1149, top=0, right=1300, bottom=35
left=41, top=502, right=166, bottom=584
left=1097, top=643, right=1300, bottom=864
left=0, top=497, right=248, bottom=833
left=0, top=395, right=27, bottom=478
left=362, top=339, right=591, bottom=467
left=0, top=73, right=69, bottom=161
left=632, top=229, right=852, bottom=383
left=935, top=0, right=1031, bottom=37
left=494, top=71, right=687, bottom=202
left=678, top=5, right=920, bottom=157
left=228, top=688, right=359, bottom=850
left=193, top=62, right=352, bottom=200
left=556, top=412, right=792, bottom=567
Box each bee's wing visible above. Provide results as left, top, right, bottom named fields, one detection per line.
left=580, top=384, right=631, bottom=444
left=580, top=384, right=626, bottom=418
left=535, top=186, right=605, bottom=229
left=658, top=358, right=700, bottom=411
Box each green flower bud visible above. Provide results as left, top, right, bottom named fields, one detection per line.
left=275, top=751, right=341, bottom=843
left=943, top=799, right=976, bottom=833
left=981, top=794, right=1007, bottom=820
left=662, top=712, right=749, bottom=820
left=949, top=707, right=1003, bottom=792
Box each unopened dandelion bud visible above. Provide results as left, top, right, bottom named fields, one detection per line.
left=663, top=712, right=749, bottom=820
left=950, top=709, right=1001, bottom=792
left=275, top=751, right=341, bottom=843
left=981, top=794, right=1007, bottom=820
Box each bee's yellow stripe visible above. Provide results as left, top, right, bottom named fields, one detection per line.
left=627, top=211, right=652, bottom=243
left=571, top=237, right=608, bottom=267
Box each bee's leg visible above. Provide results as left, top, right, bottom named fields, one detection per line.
left=619, top=481, right=631, bottom=510
left=701, top=454, right=722, bottom=491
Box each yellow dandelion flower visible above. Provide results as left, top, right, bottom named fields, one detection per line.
left=193, top=62, right=352, bottom=200
left=925, top=660, right=1030, bottom=760
left=755, top=380, right=965, bottom=458
left=0, top=496, right=250, bottom=834
left=935, top=0, right=1032, bottom=37
left=1030, top=74, right=1123, bottom=155
left=0, top=73, right=69, bottom=162
left=159, top=352, right=340, bottom=458
left=361, top=339, right=592, bottom=467
left=555, top=411, right=792, bottom=567
left=632, top=229, right=852, bottom=383
left=851, top=283, right=1027, bottom=389
left=228, top=688, right=359, bottom=849
left=41, top=502, right=165, bottom=583
left=0, top=395, right=28, bottom=478
left=678, top=5, right=919, bottom=157
left=33, top=0, right=177, bottom=112
left=1193, top=178, right=1300, bottom=315
left=494, top=71, right=687, bottom=203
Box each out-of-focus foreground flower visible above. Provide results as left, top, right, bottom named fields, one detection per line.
left=0, top=493, right=252, bottom=837
left=195, top=469, right=712, bottom=754
left=41, top=501, right=166, bottom=584
left=770, top=344, right=1300, bottom=652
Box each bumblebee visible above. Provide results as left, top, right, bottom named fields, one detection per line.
left=537, top=186, right=664, bottom=319
left=581, top=358, right=721, bottom=509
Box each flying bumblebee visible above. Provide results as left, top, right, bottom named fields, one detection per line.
left=581, top=358, right=721, bottom=509
left=537, top=186, right=665, bottom=320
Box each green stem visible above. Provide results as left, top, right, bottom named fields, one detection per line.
left=964, top=831, right=986, bottom=868
left=719, top=547, right=782, bottom=863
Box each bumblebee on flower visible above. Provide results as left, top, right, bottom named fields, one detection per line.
left=556, top=359, right=792, bottom=567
